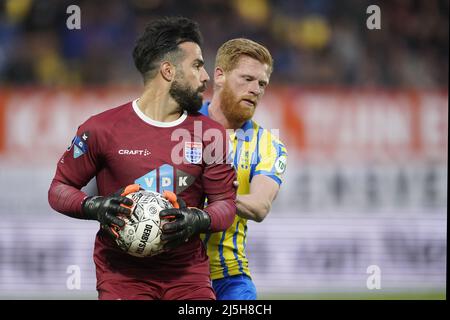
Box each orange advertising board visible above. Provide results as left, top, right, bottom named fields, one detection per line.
left=0, top=87, right=447, bottom=164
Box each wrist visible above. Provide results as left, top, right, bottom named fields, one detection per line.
left=193, top=208, right=211, bottom=233
left=82, top=196, right=101, bottom=220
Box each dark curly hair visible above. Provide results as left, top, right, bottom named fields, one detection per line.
left=133, top=16, right=203, bottom=83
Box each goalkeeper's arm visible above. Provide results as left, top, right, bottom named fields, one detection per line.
left=49, top=178, right=135, bottom=224
left=159, top=191, right=235, bottom=250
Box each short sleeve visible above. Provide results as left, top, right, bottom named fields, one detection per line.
left=253, top=130, right=287, bottom=186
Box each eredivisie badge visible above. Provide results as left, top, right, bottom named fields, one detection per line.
left=72, top=131, right=89, bottom=158
left=184, top=141, right=202, bottom=164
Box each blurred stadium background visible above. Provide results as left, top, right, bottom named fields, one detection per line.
left=0, top=0, right=447, bottom=299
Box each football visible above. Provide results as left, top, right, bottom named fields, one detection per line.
left=115, top=190, right=173, bottom=257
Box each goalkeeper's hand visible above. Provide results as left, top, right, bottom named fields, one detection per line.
left=82, top=184, right=141, bottom=239
left=159, top=191, right=211, bottom=250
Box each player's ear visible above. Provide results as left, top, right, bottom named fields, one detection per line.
left=160, top=61, right=175, bottom=82
left=214, top=67, right=225, bottom=88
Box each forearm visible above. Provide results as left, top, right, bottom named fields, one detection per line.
left=203, top=198, right=236, bottom=232
left=236, top=194, right=271, bottom=223
left=48, top=179, right=88, bottom=219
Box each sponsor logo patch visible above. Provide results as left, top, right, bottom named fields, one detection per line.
left=135, top=164, right=195, bottom=194
left=274, top=155, right=287, bottom=174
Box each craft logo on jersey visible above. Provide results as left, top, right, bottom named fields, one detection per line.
left=134, top=164, right=195, bottom=194
left=184, top=141, right=202, bottom=164
left=118, top=149, right=151, bottom=156
left=71, top=132, right=89, bottom=159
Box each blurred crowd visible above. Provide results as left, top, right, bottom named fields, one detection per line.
left=0, top=0, right=448, bottom=87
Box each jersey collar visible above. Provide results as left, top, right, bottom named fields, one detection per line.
left=235, top=120, right=254, bottom=141
left=199, top=101, right=210, bottom=117
left=132, top=99, right=187, bottom=128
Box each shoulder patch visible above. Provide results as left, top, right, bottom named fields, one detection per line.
left=274, top=155, right=287, bottom=174
left=72, top=131, right=89, bottom=158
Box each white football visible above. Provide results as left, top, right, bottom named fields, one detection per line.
left=115, top=190, right=173, bottom=257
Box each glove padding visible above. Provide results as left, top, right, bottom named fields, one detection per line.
left=82, top=184, right=141, bottom=239
left=159, top=194, right=211, bottom=250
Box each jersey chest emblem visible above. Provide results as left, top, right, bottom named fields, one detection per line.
left=240, top=150, right=250, bottom=170
left=184, top=142, right=202, bottom=164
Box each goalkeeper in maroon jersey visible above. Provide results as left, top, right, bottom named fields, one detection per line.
left=48, top=17, right=236, bottom=300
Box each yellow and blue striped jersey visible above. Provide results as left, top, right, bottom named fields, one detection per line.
left=199, top=102, right=288, bottom=280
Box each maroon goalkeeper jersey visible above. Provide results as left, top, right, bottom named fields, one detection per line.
left=48, top=100, right=236, bottom=284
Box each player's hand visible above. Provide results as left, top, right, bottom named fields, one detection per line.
left=159, top=194, right=211, bottom=250
left=82, top=184, right=140, bottom=239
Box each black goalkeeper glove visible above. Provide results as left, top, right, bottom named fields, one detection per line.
left=82, top=184, right=141, bottom=239
left=159, top=194, right=211, bottom=250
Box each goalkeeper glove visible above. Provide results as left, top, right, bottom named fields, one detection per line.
left=159, top=191, right=211, bottom=250
left=82, top=184, right=141, bottom=239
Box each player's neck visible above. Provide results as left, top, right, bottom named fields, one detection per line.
left=209, top=96, right=244, bottom=130
left=137, top=82, right=183, bottom=122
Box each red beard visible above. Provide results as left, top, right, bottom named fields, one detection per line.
left=219, top=82, right=256, bottom=126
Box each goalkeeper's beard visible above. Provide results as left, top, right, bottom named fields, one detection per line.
left=169, top=73, right=205, bottom=114
left=220, top=81, right=256, bottom=126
